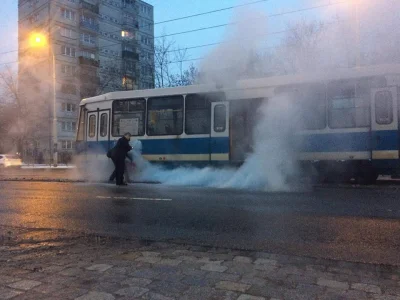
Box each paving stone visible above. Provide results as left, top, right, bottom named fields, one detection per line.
left=86, top=264, right=113, bottom=272
left=181, top=274, right=210, bottom=287
left=215, top=281, right=250, bottom=293
left=129, top=268, right=160, bottom=279
left=116, top=252, right=141, bottom=261
left=32, top=283, right=65, bottom=294
left=352, top=282, right=382, bottom=294
left=234, top=256, right=253, bottom=264
left=240, top=276, right=267, bottom=286
left=180, top=286, right=238, bottom=300
left=205, top=271, right=241, bottom=285
left=372, top=295, right=400, bottom=300
left=136, top=256, right=162, bottom=264
left=254, top=264, right=277, bottom=272
left=91, top=281, right=121, bottom=294
left=59, top=267, right=82, bottom=277
left=142, top=251, right=161, bottom=257
left=0, top=276, right=21, bottom=284
left=0, top=287, right=23, bottom=300
left=201, top=264, right=228, bottom=273
left=147, top=280, right=189, bottom=298
left=254, top=258, right=277, bottom=266
left=115, top=286, right=149, bottom=298
left=141, top=292, right=175, bottom=300
left=237, top=295, right=266, bottom=300
left=283, top=289, right=311, bottom=300
left=52, top=287, right=89, bottom=299
left=121, top=277, right=152, bottom=287
left=317, top=278, right=349, bottom=290
left=342, top=289, right=369, bottom=299
left=287, top=274, right=317, bottom=285
left=246, top=284, right=286, bottom=299
left=7, top=280, right=41, bottom=291
left=156, top=259, right=182, bottom=266
left=75, top=291, right=115, bottom=300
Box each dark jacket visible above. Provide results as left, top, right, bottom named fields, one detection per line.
left=111, top=137, right=132, bottom=160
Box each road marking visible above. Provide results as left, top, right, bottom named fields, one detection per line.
left=132, top=197, right=172, bottom=201
left=96, top=196, right=171, bottom=201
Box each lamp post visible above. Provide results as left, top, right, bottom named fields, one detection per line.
left=29, top=33, right=57, bottom=167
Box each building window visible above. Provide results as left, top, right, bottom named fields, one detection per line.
left=61, top=45, right=76, bottom=57
left=60, top=27, right=73, bottom=38
left=80, top=50, right=96, bottom=59
left=81, top=14, right=94, bottom=24
left=147, top=96, right=183, bottom=136
left=28, top=13, right=39, bottom=23
left=61, top=8, right=76, bottom=21
left=141, top=35, right=152, bottom=46
left=61, top=140, right=75, bottom=149
left=122, top=76, right=134, bottom=90
left=112, top=99, right=146, bottom=136
left=100, top=113, right=108, bottom=137
left=61, top=121, right=76, bottom=132
left=80, top=32, right=96, bottom=44
left=214, top=104, right=227, bottom=132
left=185, top=94, right=211, bottom=135
left=61, top=103, right=76, bottom=112
left=375, top=91, right=393, bottom=125
left=61, top=65, right=76, bottom=75
left=88, top=115, right=96, bottom=137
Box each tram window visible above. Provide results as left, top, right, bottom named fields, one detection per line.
left=328, top=81, right=370, bottom=128
left=147, top=96, right=183, bottom=136
left=100, top=113, right=108, bottom=137
left=88, top=115, right=96, bottom=137
left=76, top=107, right=85, bottom=141
left=297, top=85, right=326, bottom=130
left=112, top=99, right=145, bottom=136
left=185, top=94, right=211, bottom=135
left=375, top=91, right=393, bottom=125
left=214, top=104, right=226, bottom=132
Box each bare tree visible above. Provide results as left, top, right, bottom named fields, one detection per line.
left=153, top=35, right=175, bottom=88
left=0, top=67, right=28, bottom=154
left=277, top=19, right=326, bottom=74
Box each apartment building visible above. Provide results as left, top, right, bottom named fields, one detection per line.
left=18, top=0, right=154, bottom=163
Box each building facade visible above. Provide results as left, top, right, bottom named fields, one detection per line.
left=18, top=0, right=154, bottom=163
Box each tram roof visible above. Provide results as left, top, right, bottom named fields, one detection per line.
left=80, top=63, right=400, bottom=106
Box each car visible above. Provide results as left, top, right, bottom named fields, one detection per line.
left=0, top=154, right=22, bottom=168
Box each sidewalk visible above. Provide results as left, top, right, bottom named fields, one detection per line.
left=1, top=226, right=400, bottom=300
left=21, top=164, right=76, bottom=169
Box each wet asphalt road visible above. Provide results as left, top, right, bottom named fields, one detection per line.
left=1, top=181, right=400, bottom=265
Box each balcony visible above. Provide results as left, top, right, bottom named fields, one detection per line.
left=80, top=1, right=99, bottom=14
left=122, top=19, right=139, bottom=29
left=122, top=50, right=139, bottom=61
left=80, top=20, right=99, bottom=33
left=79, top=40, right=97, bottom=49
left=79, top=56, right=100, bottom=67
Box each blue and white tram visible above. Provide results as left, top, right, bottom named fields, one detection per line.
left=76, top=63, right=400, bottom=184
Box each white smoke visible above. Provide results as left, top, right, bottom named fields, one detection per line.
left=131, top=94, right=299, bottom=191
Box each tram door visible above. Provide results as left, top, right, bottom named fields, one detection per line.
left=211, top=102, right=230, bottom=162
left=371, top=87, right=399, bottom=162
left=86, top=112, right=98, bottom=143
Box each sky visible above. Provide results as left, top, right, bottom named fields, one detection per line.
left=0, top=0, right=344, bottom=69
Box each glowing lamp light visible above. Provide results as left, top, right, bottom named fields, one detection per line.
left=29, top=33, right=47, bottom=48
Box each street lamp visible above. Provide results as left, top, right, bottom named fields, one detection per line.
left=29, top=33, right=58, bottom=167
